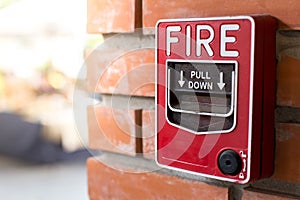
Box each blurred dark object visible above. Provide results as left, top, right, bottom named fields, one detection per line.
left=0, top=112, right=91, bottom=163
left=0, top=68, right=84, bottom=152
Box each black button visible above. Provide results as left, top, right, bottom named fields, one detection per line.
left=218, top=150, right=242, bottom=176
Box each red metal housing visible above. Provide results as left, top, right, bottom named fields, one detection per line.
left=155, top=16, right=276, bottom=183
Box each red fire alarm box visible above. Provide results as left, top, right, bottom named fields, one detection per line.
left=155, top=16, right=276, bottom=183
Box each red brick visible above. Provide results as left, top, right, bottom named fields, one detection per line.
left=143, top=0, right=300, bottom=30
left=87, top=106, right=141, bottom=155
left=272, top=123, right=300, bottom=183
left=87, top=0, right=140, bottom=33
left=277, top=55, right=300, bottom=107
left=87, top=158, right=228, bottom=200
left=86, top=48, right=123, bottom=93
left=142, top=110, right=155, bottom=159
left=243, top=190, right=297, bottom=200
left=95, top=48, right=155, bottom=97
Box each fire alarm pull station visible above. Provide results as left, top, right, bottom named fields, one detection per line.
left=155, top=16, right=277, bottom=183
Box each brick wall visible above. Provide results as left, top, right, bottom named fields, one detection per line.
left=85, top=0, right=300, bottom=199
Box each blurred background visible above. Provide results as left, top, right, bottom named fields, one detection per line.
left=0, top=0, right=101, bottom=199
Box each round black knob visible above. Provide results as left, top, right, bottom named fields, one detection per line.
left=218, top=150, right=242, bottom=176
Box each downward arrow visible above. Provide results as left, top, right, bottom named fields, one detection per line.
left=178, top=70, right=185, bottom=87
left=217, top=72, right=226, bottom=90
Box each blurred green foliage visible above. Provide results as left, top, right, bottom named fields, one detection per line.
left=85, top=34, right=104, bottom=49
left=0, top=0, right=20, bottom=9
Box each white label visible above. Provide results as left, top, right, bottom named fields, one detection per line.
left=220, top=24, right=240, bottom=57
left=190, top=71, right=211, bottom=80
left=165, top=23, right=240, bottom=58
left=186, top=25, right=191, bottom=56
left=196, top=25, right=214, bottom=57
left=188, top=81, right=213, bottom=90
left=166, top=26, right=181, bottom=56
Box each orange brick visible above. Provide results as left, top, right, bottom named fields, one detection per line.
left=87, top=0, right=140, bottom=33
left=243, top=190, right=297, bottom=200
left=87, top=157, right=228, bottom=200
left=272, top=123, right=300, bottom=183
left=85, top=34, right=155, bottom=95
left=143, top=0, right=300, bottom=30
left=86, top=48, right=124, bottom=93
left=142, top=110, right=155, bottom=159
left=277, top=55, right=300, bottom=107
left=95, top=48, right=155, bottom=97
left=87, top=106, right=141, bottom=155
